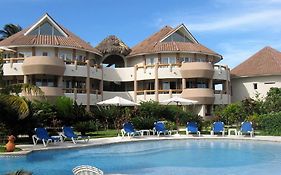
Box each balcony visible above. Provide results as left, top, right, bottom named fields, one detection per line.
left=22, top=56, right=65, bottom=75
left=22, top=87, right=63, bottom=102
left=180, top=62, right=214, bottom=79
left=181, top=88, right=215, bottom=104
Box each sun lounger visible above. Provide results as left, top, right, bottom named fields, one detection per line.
left=153, top=121, right=171, bottom=137
left=239, top=122, right=254, bottom=137
left=210, top=121, right=225, bottom=136
left=121, top=122, right=141, bottom=137
left=186, top=122, right=200, bottom=136
left=32, top=127, right=61, bottom=147
left=60, top=126, right=90, bottom=144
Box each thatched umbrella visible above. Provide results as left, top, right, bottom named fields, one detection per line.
left=96, top=35, right=131, bottom=56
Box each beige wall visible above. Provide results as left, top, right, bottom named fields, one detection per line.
left=126, top=55, right=144, bottom=67
left=231, top=75, right=281, bottom=102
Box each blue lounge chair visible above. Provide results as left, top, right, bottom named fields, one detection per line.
left=73, top=165, right=104, bottom=175
left=32, top=127, right=61, bottom=146
left=210, top=121, right=225, bottom=136
left=239, top=122, right=254, bottom=137
left=153, top=121, right=171, bottom=137
left=121, top=122, right=141, bottom=137
left=186, top=122, right=200, bottom=136
left=60, top=126, right=90, bottom=144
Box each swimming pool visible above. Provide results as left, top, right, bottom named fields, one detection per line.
left=1, top=139, right=281, bottom=175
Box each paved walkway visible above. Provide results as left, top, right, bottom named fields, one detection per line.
left=2, top=134, right=281, bottom=156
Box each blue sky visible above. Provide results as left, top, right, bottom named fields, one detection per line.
left=1, top=0, right=281, bottom=68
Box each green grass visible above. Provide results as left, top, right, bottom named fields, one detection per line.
left=87, top=129, right=119, bottom=138
left=0, top=145, right=22, bottom=153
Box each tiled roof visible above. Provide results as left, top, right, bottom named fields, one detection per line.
left=231, top=46, right=281, bottom=77
left=0, top=25, right=101, bottom=55
left=129, top=25, right=221, bottom=58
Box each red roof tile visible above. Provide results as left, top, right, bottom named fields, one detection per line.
left=129, top=25, right=221, bottom=59
left=231, top=46, right=281, bottom=77
left=0, top=24, right=101, bottom=55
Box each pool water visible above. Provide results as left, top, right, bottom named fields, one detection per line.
left=1, top=140, right=281, bottom=175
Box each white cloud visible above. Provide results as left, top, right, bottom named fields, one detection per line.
left=217, top=39, right=281, bottom=69
left=188, top=10, right=281, bottom=32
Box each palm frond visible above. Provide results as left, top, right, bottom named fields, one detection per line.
left=6, top=169, right=32, bottom=175
left=21, top=83, right=44, bottom=96
left=1, top=83, right=44, bottom=96
left=0, top=94, right=30, bottom=119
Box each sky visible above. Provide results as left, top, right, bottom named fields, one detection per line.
left=1, top=0, right=281, bottom=68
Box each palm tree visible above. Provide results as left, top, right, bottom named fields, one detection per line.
left=0, top=84, right=44, bottom=119
left=0, top=24, right=22, bottom=41
left=0, top=50, right=43, bottom=119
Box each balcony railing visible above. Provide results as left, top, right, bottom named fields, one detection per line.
left=136, top=89, right=182, bottom=95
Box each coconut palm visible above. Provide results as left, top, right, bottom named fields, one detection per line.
left=0, top=84, right=44, bottom=119
left=0, top=24, right=22, bottom=41
left=0, top=50, right=43, bottom=119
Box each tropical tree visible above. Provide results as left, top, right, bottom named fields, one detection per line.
left=263, top=88, right=281, bottom=113
left=0, top=84, right=43, bottom=119
left=0, top=24, right=22, bottom=41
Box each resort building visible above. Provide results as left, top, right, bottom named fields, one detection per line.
left=231, top=46, right=281, bottom=102
left=0, top=14, right=231, bottom=118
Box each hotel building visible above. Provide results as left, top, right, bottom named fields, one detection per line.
left=231, top=46, right=281, bottom=102
left=0, top=14, right=231, bottom=118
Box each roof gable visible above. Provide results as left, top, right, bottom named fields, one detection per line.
left=24, top=13, right=68, bottom=37
left=160, top=24, right=198, bottom=44
left=231, top=46, right=281, bottom=77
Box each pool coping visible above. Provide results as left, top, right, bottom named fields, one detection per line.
left=1, top=135, right=281, bottom=156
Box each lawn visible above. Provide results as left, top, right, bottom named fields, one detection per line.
left=88, top=129, right=119, bottom=138
left=0, top=146, right=22, bottom=152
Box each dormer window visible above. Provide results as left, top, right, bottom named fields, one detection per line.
left=28, top=21, right=64, bottom=36
left=163, top=31, right=192, bottom=43
left=24, top=14, right=68, bottom=37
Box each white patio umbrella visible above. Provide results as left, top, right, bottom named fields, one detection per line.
left=97, top=96, right=138, bottom=106
left=160, top=96, right=198, bottom=106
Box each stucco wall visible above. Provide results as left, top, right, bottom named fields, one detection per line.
left=231, top=75, right=281, bottom=102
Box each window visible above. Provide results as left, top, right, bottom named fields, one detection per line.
left=161, top=57, right=176, bottom=64
left=42, top=52, right=48, bottom=56
left=35, top=76, right=56, bottom=87
left=163, top=31, right=192, bottom=43
left=197, top=57, right=206, bottom=62
left=162, top=82, right=170, bottom=90
left=253, top=83, right=257, bottom=90
left=59, top=52, right=72, bottom=61
left=76, top=55, right=86, bottom=62
left=264, top=82, right=275, bottom=84
left=183, top=57, right=193, bottom=63
left=28, top=21, right=64, bottom=37
left=146, top=58, right=156, bottom=65
left=18, top=52, right=32, bottom=58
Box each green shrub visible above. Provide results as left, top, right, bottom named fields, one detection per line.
left=131, top=117, right=155, bottom=130
left=255, top=112, right=281, bottom=135
left=73, top=120, right=98, bottom=135
left=165, top=121, right=177, bottom=130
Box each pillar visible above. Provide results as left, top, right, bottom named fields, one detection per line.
left=58, top=76, right=63, bottom=88
left=24, top=75, right=28, bottom=84
left=155, top=62, right=159, bottom=101
left=100, top=65, right=104, bottom=100
left=85, top=60, right=90, bottom=111
left=182, top=78, right=186, bottom=89
left=134, top=65, right=138, bottom=102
